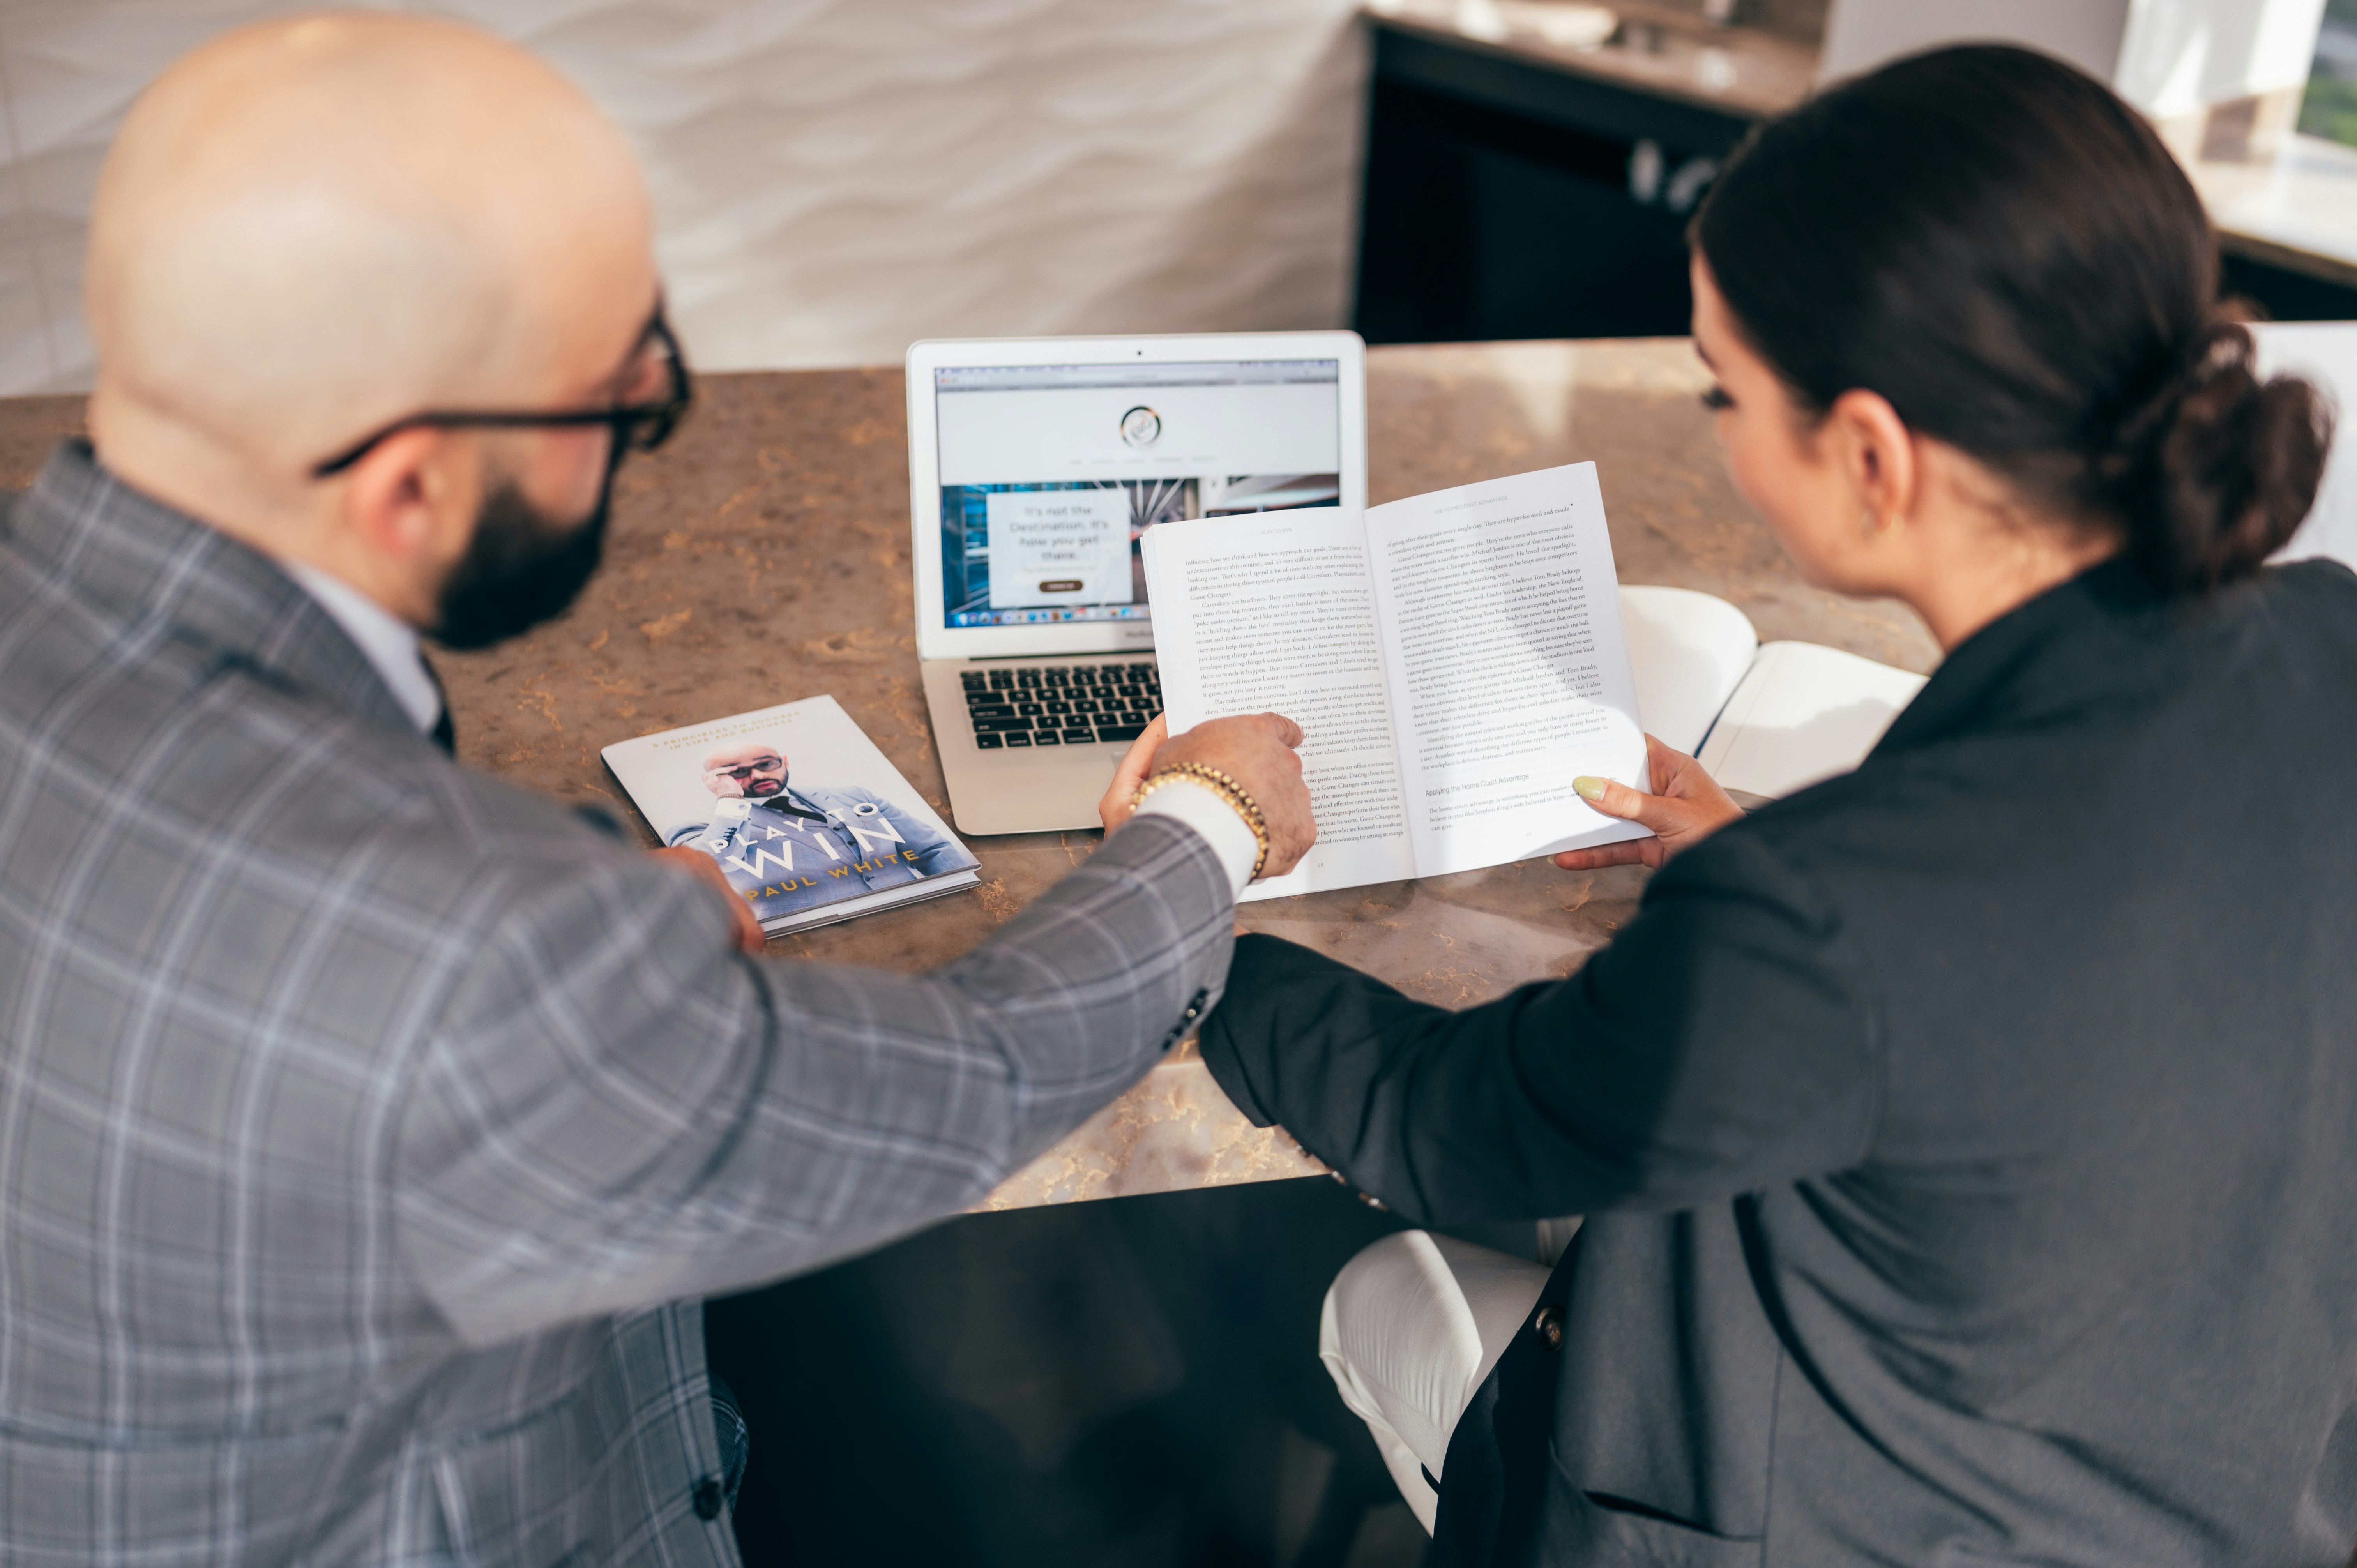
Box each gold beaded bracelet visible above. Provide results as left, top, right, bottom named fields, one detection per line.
left=1132, top=762, right=1272, bottom=881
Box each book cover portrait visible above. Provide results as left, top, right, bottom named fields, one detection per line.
left=605, top=696, right=979, bottom=929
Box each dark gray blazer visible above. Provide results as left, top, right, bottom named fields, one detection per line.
left=1203, top=557, right=2357, bottom=1566
left=0, top=443, right=1235, bottom=1566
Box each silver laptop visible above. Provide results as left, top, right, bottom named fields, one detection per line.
left=907, top=332, right=1368, bottom=835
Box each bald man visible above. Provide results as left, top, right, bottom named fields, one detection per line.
left=673, top=742, right=965, bottom=922
left=0, top=14, right=1313, bottom=1567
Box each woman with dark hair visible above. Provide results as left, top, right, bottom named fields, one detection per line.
left=1200, top=43, right=2351, bottom=1567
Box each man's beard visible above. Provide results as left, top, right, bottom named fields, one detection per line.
left=746, top=777, right=786, bottom=798
left=430, top=479, right=610, bottom=651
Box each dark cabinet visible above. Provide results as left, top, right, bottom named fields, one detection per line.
left=1353, top=19, right=2357, bottom=341
left=1355, top=23, right=1754, bottom=343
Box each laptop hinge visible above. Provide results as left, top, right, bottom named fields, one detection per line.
left=961, top=651, right=1156, bottom=663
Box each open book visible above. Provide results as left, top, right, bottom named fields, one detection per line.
left=1619, top=585, right=1926, bottom=803
left=603, top=694, right=981, bottom=934
left=1142, top=463, right=1928, bottom=902
left=2255, top=321, right=2357, bottom=572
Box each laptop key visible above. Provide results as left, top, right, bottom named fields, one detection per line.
left=959, top=662, right=1160, bottom=748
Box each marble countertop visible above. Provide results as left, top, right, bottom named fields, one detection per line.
left=1364, top=0, right=1818, bottom=122
left=0, top=339, right=1937, bottom=1209
left=2184, top=132, right=2357, bottom=290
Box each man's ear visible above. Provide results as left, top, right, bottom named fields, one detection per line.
left=1826, top=388, right=1918, bottom=537
left=335, top=426, right=479, bottom=622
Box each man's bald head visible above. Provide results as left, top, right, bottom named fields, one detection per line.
left=89, top=12, right=653, bottom=482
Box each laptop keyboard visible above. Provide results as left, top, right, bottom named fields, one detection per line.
left=963, top=662, right=1161, bottom=750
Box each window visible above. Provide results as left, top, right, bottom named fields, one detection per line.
left=2300, top=0, right=2357, bottom=147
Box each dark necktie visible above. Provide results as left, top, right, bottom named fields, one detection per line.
left=422, top=654, right=456, bottom=758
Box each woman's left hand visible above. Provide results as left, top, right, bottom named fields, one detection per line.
left=1555, top=733, right=1744, bottom=871
left=1098, top=713, right=1170, bottom=832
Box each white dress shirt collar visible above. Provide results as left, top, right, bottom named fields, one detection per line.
left=279, top=560, right=443, bottom=735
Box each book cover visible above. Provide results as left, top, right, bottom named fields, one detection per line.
left=602, top=695, right=981, bottom=932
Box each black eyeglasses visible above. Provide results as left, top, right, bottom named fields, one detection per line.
left=309, top=309, right=694, bottom=478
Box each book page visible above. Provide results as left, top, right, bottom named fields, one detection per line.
left=2255, top=322, right=2357, bottom=571
left=1618, top=584, right=1759, bottom=755
left=1362, top=463, right=1651, bottom=878
left=1695, top=641, right=1928, bottom=800
left=1142, top=511, right=1418, bottom=901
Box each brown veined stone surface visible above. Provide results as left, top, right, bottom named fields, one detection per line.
left=0, top=341, right=1938, bottom=1207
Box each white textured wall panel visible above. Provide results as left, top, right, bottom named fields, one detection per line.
left=0, top=0, right=1368, bottom=394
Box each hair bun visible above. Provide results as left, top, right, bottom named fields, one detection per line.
left=2120, top=321, right=2334, bottom=590
left=1693, top=45, right=2335, bottom=598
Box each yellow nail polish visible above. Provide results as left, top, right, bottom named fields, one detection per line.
left=1573, top=775, right=1606, bottom=802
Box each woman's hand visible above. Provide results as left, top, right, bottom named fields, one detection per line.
left=1555, top=733, right=1744, bottom=871
left=1098, top=714, right=1170, bottom=832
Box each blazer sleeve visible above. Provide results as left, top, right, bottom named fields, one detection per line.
left=392, top=811, right=1232, bottom=1347
left=1198, top=826, right=1883, bottom=1226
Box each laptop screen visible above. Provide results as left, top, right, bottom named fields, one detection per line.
left=933, top=358, right=1343, bottom=630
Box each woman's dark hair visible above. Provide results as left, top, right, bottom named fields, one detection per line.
left=1692, top=44, right=2332, bottom=593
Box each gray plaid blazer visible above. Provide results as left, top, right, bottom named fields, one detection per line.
left=0, top=443, right=1235, bottom=1566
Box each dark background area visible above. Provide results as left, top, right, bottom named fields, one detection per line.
left=1354, top=28, right=1750, bottom=345
left=707, top=1178, right=1427, bottom=1567
left=1352, top=20, right=2357, bottom=346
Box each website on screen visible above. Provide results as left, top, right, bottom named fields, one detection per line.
left=935, top=360, right=1342, bottom=629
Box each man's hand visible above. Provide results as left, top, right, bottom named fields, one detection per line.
left=1099, top=714, right=1170, bottom=833
left=1109, top=712, right=1316, bottom=879
left=1552, top=733, right=1744, bottom=872
left=650, top=845, right=767, bottom=952
left=703, top=769, right=746, bottom=800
